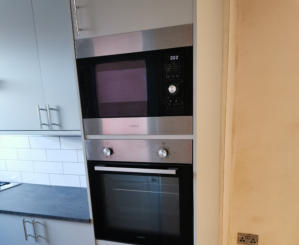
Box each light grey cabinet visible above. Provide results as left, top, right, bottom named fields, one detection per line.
left=0, top=215, right=35, bottom=245
left=0, top=0, right=45, bottom=131
left=72, top=0, right=193, bottom=39
left=0, top=214, right=95, bottom=245
left=0, top=0, right=81, bottom=132
left=32, top=0, right=81, bottom=131
left=30, top=217, right=95, bottom=245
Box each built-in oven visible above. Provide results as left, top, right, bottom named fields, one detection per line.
left=86, top=139, right=193, bottom=245
left=76, top=24, right=193, bottom=135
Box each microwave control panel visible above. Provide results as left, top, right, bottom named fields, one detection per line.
left=164, top=53, right=185, bottom=113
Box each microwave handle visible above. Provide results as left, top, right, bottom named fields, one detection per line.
left=94, top=166, right=177, bottom=175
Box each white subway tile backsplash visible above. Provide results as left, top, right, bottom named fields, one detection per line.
left=0, top=149, right=18, bottom=160
left=0, top=171, right=22, bottom=182
left=6, top=160, right=34, bottom=172
left=49, top=174, right=81, bottom=187
left=46, top=150, right=77, bottom=162
left=34, top=161, right=63, bottom=174
left=18, top=149, right=46, bottom=161
left=29, top=136, right=60, bottom=149
left=79, top=175, right=88, bottom=188
left=0, top=136, right=29, bottom=149
left=63, top=162, right=85, bottom=175
left=77, top=150, right=85, bottom=162
left=0, top=136, right=86, bottom=187
left=60, top=137, right=82, bottom=150
left=0, top=160, right=6, bottom=171
left=22, top=173, right=50, bottom=185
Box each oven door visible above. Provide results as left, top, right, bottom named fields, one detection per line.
left=88, top=162, right=193, bottom=245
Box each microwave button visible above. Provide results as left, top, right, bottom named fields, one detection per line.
left=103, top=147, right=113, bottom=157
left=168, top=84, right=177, bottom=94
left=158, top=148, right=168, bottom=159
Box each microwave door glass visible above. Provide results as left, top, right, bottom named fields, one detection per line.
left=96, top=60, right=147, bottom=117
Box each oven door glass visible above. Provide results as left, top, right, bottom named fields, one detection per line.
left=88, top=162, right=193, bottom=245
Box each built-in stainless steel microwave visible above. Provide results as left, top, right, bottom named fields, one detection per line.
left=76, top=24, right=193, bottom=135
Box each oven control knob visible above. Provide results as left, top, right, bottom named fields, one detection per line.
left=168, top=84, right=177, bottom=94
left=103, top=147, right=113, bottom=157
left=158, top=148, right=168, bottom=159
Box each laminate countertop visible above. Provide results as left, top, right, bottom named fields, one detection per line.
left=0, top=183, right=91, bottom=223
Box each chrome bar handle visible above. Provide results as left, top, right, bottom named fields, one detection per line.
left=22, top=218, right=36, bottom=241
left=46, top=104, right=60, bottom=128
left=94, top=166, right=177, bottom=175
left=73, top=0, right=81, bottom=36
left=32, top=219, right=38, bottom=241
left=32, top=220, right=47, bottom=241
left=37, top=105, right=49, bottom=127
left=22, top=218, right=28, bottom=241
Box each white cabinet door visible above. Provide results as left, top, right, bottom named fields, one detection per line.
left=32, top=0, right=81, bottom=131
left=72, top=0, right=193, bottom=39
left=33, top=218, right=95, bottom=245
left=0, top=214, right=36, bottom=245
left=0, top=0, right=45, bottom=131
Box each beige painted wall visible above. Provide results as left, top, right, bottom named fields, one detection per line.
left=220, top=0, right=237, bottom=243
left=195, top=0, right=223, bottom=244
left=226, top=0, right=299, bottom=244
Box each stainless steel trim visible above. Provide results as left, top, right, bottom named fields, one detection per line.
left=72, top=0, right=81, bottom=36
left=37, top=105, right=49, bottom=127
left=83, top=116, right=193, bottom=135
left=76, top=24, right=193, bottom=58
left=85, top=139, right=192, bottom=164
left=95, top=166, right=177, bottom=175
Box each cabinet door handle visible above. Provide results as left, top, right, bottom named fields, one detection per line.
left=73, top=0, right=81, bottom=36
left=32, top=219, right=38, bottom=241
left=46, top=104, right=60, bottom=129
left=37, top=105, right=49, bottom=128
left=32, top=220, right=47, bottom=241
left=22, top=218, right=28, bottom=240
left=94, top=166, right=177, bottom=175
left=22, top=218, right=36, bottom=241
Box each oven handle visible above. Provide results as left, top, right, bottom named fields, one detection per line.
left=94, top=166, right=177, bottom=175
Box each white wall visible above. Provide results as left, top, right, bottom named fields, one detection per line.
left=0, top=136, right=86, bottom=187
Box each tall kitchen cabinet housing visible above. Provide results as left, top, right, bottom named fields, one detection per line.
left=0, top=0, right=80, bottom=132
left=72, top=0, right=193, bottom=38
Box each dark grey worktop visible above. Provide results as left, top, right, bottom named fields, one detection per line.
left=0, top=184, right=91, bottom=223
